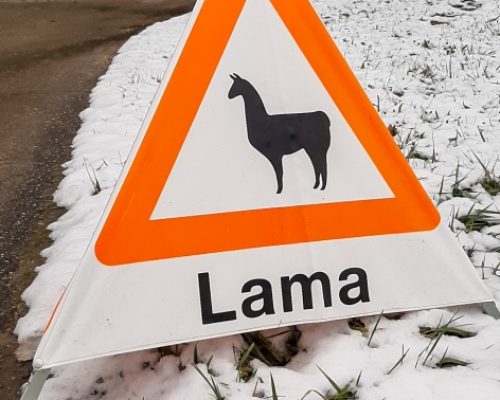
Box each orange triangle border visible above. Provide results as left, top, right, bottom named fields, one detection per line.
left=95, top=0, right=440, bottom=266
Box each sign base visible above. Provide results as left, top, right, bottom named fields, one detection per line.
left=20, top=368, right=50, bottom=400
left=481, top=301, right=500, bottom=319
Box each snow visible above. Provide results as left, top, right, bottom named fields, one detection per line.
left=14, top=0, right=500, bottom=398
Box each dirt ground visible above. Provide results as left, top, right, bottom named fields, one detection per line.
left=0, top=0, right=194, bottom=398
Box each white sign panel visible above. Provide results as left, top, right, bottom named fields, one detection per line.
left=33, top=0, right=493, bottom=369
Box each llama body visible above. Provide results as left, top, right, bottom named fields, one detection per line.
left=228, top=73, right=331, bottom=194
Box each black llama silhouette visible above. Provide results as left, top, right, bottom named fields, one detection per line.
left=228, top=73, right=331, bottom=194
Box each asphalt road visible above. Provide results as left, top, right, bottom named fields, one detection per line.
left=0, top=1, right=194, bottom=397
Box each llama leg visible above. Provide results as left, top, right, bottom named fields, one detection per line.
left=270, top=157, right=284, bottom=194
left=313, top=166, right=321, bottom=190
left=306, top=149, right=321, bottom=189
left=319, top=152, right=328, bottom=190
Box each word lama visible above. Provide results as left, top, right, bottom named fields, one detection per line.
left=198, top=268, right=370, bottom=325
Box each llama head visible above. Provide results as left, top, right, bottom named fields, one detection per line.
left=228, top=73, right=249, bottom=99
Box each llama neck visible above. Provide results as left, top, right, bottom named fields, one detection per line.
left=241, top=86, right=268, bottom=125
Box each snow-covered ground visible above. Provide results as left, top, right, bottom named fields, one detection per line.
left=16, top=0, right=500, bottom=398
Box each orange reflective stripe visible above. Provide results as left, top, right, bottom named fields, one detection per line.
left=44, top=290, right=65, bottom=332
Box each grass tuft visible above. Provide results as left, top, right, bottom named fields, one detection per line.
left=269, top=373, right=280, bottom=400
left=304, top=366, right=359, bottom=400
left=235, top=342, right=256, bottom=382
left=419, top=325, right=476, bottom=339
left=387, top=345, right=410, bottom=375
left=416, top=314, right=474, bottom=367
left=367, top=311, right=384, bottom=347
left=252, top=377, right=265, bottom=398
left=193, top=344, right=199, bottom=364
left=157, top=344, right=184, bottom=358
left=193, top=364, right=225, bottom=400
left=348, top=318, right=368, bottom=334
left=84, top=158, right=102, bottom=195
left=240, top=327, right=301, bottom=367
left=436, top=356, right=470, bottom=368
left=435, top=346, right=470, bottom=368
left=471, top=152, right=500, bottom=196
left=457, top=205, right=500, bottom=232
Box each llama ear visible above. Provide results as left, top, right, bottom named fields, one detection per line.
left=234, top=73, right=242, bottom=79
left=230, top=73, right=237, bottom=80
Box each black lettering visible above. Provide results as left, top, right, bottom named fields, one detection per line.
left=339, top=268, right=370, bottom=305
left=281, top=272, right=332, bottom=312
left=241, top=279, right=275, bottom=318
left=198, top=273, right=237, bottom=324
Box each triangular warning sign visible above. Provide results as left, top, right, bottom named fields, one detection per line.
left=33, top=0, right=492, bottom=370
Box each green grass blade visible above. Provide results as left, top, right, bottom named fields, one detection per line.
left=317, top=365, right=342, bottom=394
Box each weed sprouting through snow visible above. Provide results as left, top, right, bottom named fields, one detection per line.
left=301, top=366, right=359, bottom=400
left=457, top=205, right=500, bottom=232
left=420, top=317, right=477, bottom=339
left=435, top=347, right=471, bottom=369
left=471, top=152, right=500, bottom=196
left=416, top=314, right=476, bottom=367
left=387, top=345, right=410, bottom=375
left=83, top=158, right=102, bottom=195
left=348, top=318, right=369, bottom=334
left=234, top=342, right=255, bottom=382
left=252, top=377, right=265, bottom=398
left=193, top=364, right=225, bottom=400
left=269, top=373, right=280, bottom=400
left=240, top=327, right=301, bottom=367
left=367, top=311, right=383, bottom=347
